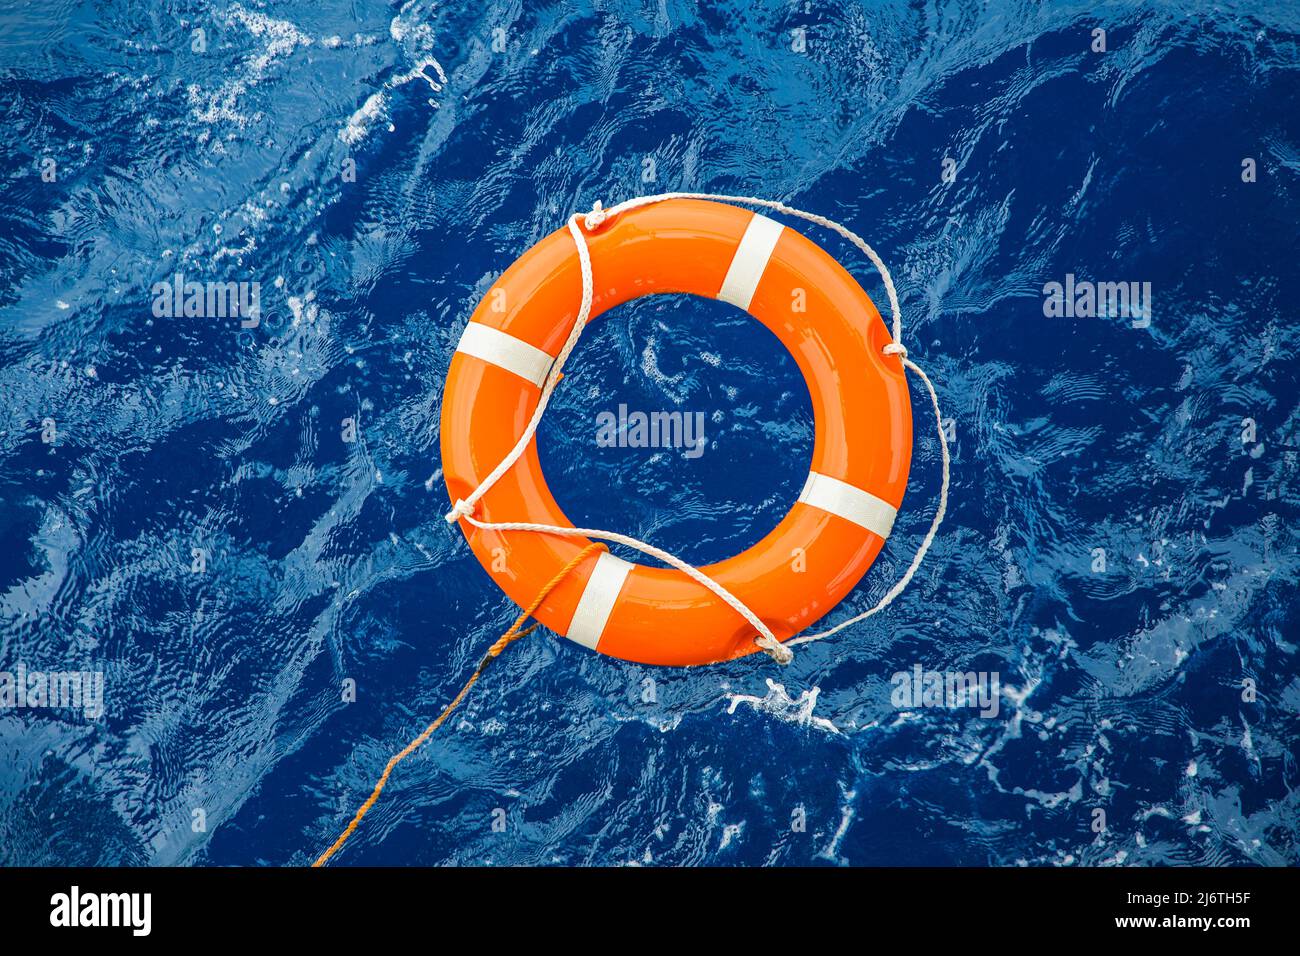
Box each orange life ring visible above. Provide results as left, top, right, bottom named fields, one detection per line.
left=440, top=198, right=912, bottom=666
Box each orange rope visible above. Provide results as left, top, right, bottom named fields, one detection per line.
left=313, top=541, right=607, bottom=867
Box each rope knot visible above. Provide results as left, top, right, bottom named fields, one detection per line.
left=444, top=499, right=474, bottom=524
left=883, top=342, right=908, bottom=360
left=755, top=634, right=794, bottom=665
left=583, top=200, right=607, bottom=230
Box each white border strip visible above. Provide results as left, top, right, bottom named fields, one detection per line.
left=716, top=213, right=784, bottom=311
left=798, top=472, right=898, bottom=539
left=455, top=323, right=554, bottom=387
left=564, top=551, right=634, bottom=650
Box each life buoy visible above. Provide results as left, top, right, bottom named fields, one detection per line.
left=440, top=198, right=911, bottom=666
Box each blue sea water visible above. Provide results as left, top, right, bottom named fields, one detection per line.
left=1, top=0, right=1298, bottom=867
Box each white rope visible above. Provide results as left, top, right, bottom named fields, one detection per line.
left=443, top=214, right=596, bottom=526
left=444, top=192, right=950, bottom=664
left=460, top=515, right=786, bottom=660
left=787, top=355, right=949, bottom=647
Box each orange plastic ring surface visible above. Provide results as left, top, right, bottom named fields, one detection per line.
left=439, top=198, right=912, bottom=666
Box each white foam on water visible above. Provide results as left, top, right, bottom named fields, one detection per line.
left=611, top=708, right=683, bottom=734
left=817, top=789, right=856, bottom=865
left=725, top=678, right=839, bottom=735
left=718, top=821, right=743, bottom=850
left=227, top=4, right=314, bottom=77
left=638, top=335, right=687, bottom=403
left=188, top=5, right=314, bottom=130
left=390, top=5, right=436, bottom=49
left=212, top=235, right=256, bottom=263
left=287, top=291, right=319, bottom=326
left=339, top=56, right=447, bottom=144
left=340, top=92, right=388, bottom=145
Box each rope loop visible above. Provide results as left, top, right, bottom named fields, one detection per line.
left=444, top=499, right=474, bottom=523
left=583, top=200, right=607, bottom=230
left=755, top=633, right=795, bottom=665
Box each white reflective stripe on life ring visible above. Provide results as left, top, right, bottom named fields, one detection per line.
left=564, top=551, right=634, bottom=650
left=798, top=471, right=898, bottom=539
left=716, top=213, right=784, bottom=311
left=455, top=322, right=554, bottom=387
